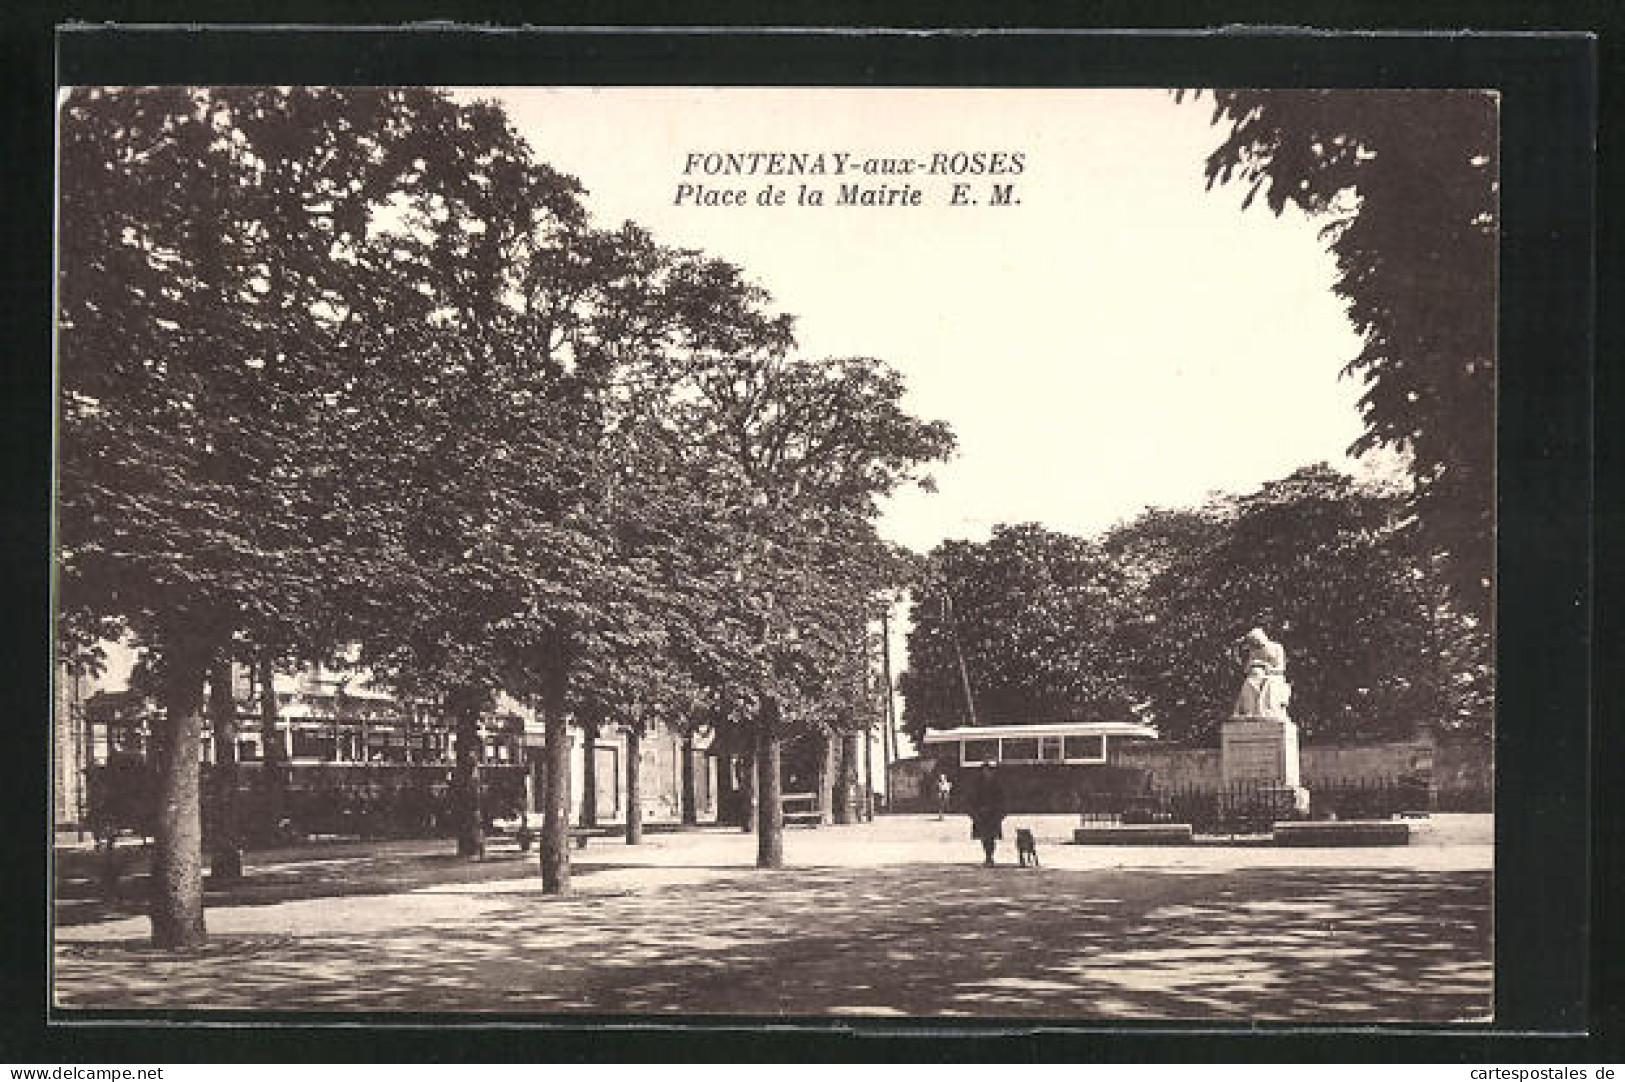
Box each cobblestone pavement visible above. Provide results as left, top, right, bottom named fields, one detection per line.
left=53, top=814, right=1492, bottom=1021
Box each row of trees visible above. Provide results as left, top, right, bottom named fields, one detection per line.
left=55, top=86, right=1500, bottom=948
left=57, top=87, right=953, bottom=948
left=899, top=464, right=1493, bottom=748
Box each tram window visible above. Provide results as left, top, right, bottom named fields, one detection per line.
left=366, top=733, right=406, bottom=762
left=291, top=730, right=336, bottom=760
left=1063, top=735, right=1105, bottom=762
left=1001, top=738, right=1039, bottom=762
left=961, top=739, right=997, bottom=765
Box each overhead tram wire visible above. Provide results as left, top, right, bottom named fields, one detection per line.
left=941, top=591, right=980, bottom=728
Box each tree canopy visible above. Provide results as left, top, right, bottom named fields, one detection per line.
left=900, top=525, right=1133, bottom=730
left=1186, top=90, right=1498, bottom=627
left=900, top=464, right=1491, bottom=748
left=57, top=85, right=957, bottom=926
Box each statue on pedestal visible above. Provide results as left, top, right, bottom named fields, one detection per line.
left=1232, top=626, right=1292, bottom=720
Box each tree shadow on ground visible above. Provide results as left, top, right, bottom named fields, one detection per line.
left=54, top=839, right=557, bottom=925
left=55, top=864, right=1490, bottom=1021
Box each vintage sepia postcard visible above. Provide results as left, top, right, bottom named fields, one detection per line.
left=47, top=43, right=1584, bottom=1034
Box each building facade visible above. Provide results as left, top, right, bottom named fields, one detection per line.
left=57, top=653, right=721, bottom=837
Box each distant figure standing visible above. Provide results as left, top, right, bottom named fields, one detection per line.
left=967, top=763, right=1007, bottom=866
left=935, top=772, right=953, bottom=820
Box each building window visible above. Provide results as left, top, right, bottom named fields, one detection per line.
left=1039, top=736, right=1063, bottom=762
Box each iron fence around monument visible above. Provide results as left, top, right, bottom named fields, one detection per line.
left=1077, top=775, right=1436, bottom=835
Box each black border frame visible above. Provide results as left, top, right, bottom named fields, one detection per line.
left=5, top=14, right=1605, bottom=1063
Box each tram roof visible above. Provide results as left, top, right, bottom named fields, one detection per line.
left=920, top=720, right=1158, bottom=742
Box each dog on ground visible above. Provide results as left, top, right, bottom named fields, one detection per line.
left=1015, top=827, right=1040, bottom=867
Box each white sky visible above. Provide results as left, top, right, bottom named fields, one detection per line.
left=477, top=87, right=1369, bottom=555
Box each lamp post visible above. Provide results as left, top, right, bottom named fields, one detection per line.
left=879, top=601, right=899, bottom=811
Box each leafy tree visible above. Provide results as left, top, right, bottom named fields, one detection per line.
left=59, top=84, right=954, bottom=924
left=1118, top=465, right=1462, bottom=743
left=1186, top=90, right=1498, bottom=627
left=900, top=466, right=1490, bottom=750
left=56, top=86, right=577, bottom=943
left=899, top=525, right=1135, bottom=744
left=562, top=434, right=722, bottom=846
left=1093, top=500, right=1238, bottom=735
left=676, top=353, right=955, bottom=867
left=507, top=242, right=804, bottom=892
left=342, top=312, right=593, bottom=859
left=459, top=228, right=947, bottom=879
left=341, top=216, right=802, bottom=891
left=60, top=87, right=354, bottom=945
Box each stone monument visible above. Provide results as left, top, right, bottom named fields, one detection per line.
left=1221, top=627, right=1309, bottom=813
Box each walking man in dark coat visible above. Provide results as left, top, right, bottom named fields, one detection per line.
left=968, top=763, right=1007, bottom=866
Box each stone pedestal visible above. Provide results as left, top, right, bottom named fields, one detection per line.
left=1221, top=717, right=1309, bottom=813
left=1222, top=718, right=1301, bottom=786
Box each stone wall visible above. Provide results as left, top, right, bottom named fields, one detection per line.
left=1303, top=736, right=1434, bottom=784
left=1111, top=745, right=1221, bottom=789
left=571, top=726, right=718, bottom=826
left=1116, top=733, right=1490, bottom=789
left=1435, top=738, right=1494, bottom=809
left=893, top=731, right=1493, bottom=812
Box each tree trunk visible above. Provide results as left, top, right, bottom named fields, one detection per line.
left=150, top=643, right=209, bottom=949
left=835, top=731, right=860, bottom=825
left=755, top=712, right=784, bottom=869
left=538, top=684, right=571, bottom=894
left=738, top=749, right=757, bottom=833
left=450, top=689, right=484, bottom=859
left=624, top=726, right=643, bottom=845
left=254, top=652, right=286, bottom=839
left=814, top=730, right=834, bottom=825
left=880, top=705, right=896, bottom=814
left=880, top=607, right=899, bottom=808
left=579, top=717, right=599, bottom=828
left=207, top=656, right=243, bottom=882
left=861, top=720, right=875, bottom=821
left=680, top=733, right=698, bottom=826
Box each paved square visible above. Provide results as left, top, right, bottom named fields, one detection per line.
left=54, top=814, right=1492, bottom=1021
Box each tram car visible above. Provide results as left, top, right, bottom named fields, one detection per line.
left=917, top=720, right=1160, bottom=813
